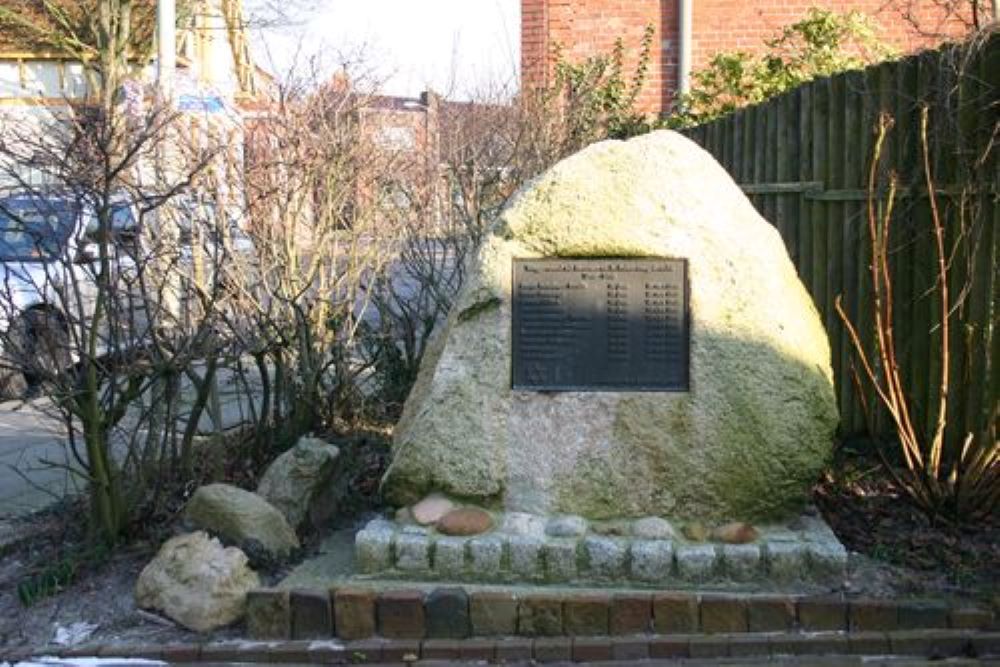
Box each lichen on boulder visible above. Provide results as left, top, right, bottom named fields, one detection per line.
left=381, top=130, right=838, bottom=523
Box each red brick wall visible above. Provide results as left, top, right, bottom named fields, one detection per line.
left=522, top=0, right=979, bottom=115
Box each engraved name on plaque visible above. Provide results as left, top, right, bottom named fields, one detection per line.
left=512, top=258, right=689, bottom=391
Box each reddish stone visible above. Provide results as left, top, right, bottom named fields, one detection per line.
left=341, top=639, right=385, bottom=663
left=380, top=639, right=420, bottom=662
left=533, top=637, right=572, bottom=662
left=850, top=599, right=898, bottom=632
left=848, top=631, right=890, bottom=655
left=649, top=635, right=692, bottom=658
left=470, top=590, right=518, bottom=636
left=421, top=639, right=462, bottom=660
left=700, top=594, right=748, bottom=633
left=495, top=637, right=533, bottom=661
left=898, top=601, right=948, bottom=629
left=563, top=594, right=610, bottom=635
left=334, top=587, right=377, bottom=640
left=377, top=590, right=426, bottom=639
left=246, top=588, right=290, bottom=640
left=436, top=507, right=494, bottom=536
left=689, top=635, right=730, bottom=658
left=611, top=636, right=650, bottom=660
left=653, top=592, right=699, bottom=633
left=711, top=522, right=759, bottom=543
left=950, top=607, right=994, bottom=629
left=518, top=594, right=563, bottom=636
left=573, top=637, right=613, bottom=661
left=798, top=596, right=848, bottom=631
left=747, top=595, right=795, bottom=632
left=459, top=639, right=496, bottom=660
left=267, top=640, right=317, bottom=663
left=888, top=629, right=972, bottom=658
left=610, top=593, right=652, bottom=635
left=158, top=644, right=201, bottom=663
left=728, top=634, right=771, bottom=657
left=290, top=589, right=332, bottom=639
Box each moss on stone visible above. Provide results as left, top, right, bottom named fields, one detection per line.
left=457, top=296, right=502, bottom=322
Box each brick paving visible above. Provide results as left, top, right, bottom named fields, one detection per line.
left=242, top=585, right=997, bottom=643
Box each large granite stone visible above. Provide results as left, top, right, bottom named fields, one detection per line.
left=381, top=130, right=837, bottom=523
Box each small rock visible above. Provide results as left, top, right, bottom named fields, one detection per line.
left=395, top=506, right=413, bottom=524
left=591, top=519, right=631, bottom=536
left=633, top=516, right=676, bottom=540
left=52, top=621, right=98, bottom=646
left=135, top=531, right=259, bottom=632
left=437, top=507, right=494, bottom=536
left=546, top=515, right=588, bottom=537
left=411, top=492, right=456, bottom=525
left=682, top=522, right=709, bottom=542
left=500, top=512, right=546, bottom=537
left=711, top=522, right=759, bottom=544
left=366, top=518, right=397, bottom=533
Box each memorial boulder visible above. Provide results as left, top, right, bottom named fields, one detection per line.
left=381, top=130, right=838, bottom=523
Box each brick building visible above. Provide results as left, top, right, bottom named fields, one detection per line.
left=521, top=0, right=983, bottom=115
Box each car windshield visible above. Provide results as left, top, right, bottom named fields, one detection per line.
left=0, top=198, right=77, bottom=261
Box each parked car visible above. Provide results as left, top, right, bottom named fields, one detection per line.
left=0, top=192, right=139, bottom=398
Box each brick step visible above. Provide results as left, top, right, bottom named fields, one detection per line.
left=246, top=586, right=996, bottom=641
left=38, top=629, right=1000, bottom=664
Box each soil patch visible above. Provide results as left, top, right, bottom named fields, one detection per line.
left=816, top=449, right=999, bottom=602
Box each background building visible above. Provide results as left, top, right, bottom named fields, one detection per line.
left=521, top=0, right=984, bottom=114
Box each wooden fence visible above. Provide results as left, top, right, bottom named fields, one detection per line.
left=685, top=32, right=998, bottom=445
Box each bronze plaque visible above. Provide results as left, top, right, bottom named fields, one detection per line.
left=512, top=258, right=689, bottom=391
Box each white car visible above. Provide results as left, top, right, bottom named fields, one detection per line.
left=0, top=193, right=139, bottom=397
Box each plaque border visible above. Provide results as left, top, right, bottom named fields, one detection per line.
left=510, top=256, right=690, bottom=392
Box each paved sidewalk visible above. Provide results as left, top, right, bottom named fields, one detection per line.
left=0, top=368, right=262, bottom=518
left=0, top=399, right=76, bottom=517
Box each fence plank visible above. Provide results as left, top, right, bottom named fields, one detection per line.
left=840, top=70, right=864, bottom=433
left=797, top=85, right=815, bottom=297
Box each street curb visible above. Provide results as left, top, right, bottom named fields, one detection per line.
left=15, top=629, right=999, bottom=664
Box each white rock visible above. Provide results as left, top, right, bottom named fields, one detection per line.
left=500, top=512, right=547, bottom=538
left=631, top=540, right=674, bottom=582
left=410, top=493, right=455, bottom=525
left=545, top=515, right=588, bottom=537
left=583, top=536, right=627, bottom=578
left=468, top=536, right=505, bottom=576
left=543, top=540, right=578, bottom=581
left=633, top=517, right=676, bottom=540
left=135, top=532, right=259, bottom=632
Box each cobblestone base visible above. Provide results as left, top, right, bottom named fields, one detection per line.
left=355, top=514, right=847, bottom=585
left=27, top=629, right=1000, bottom=664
